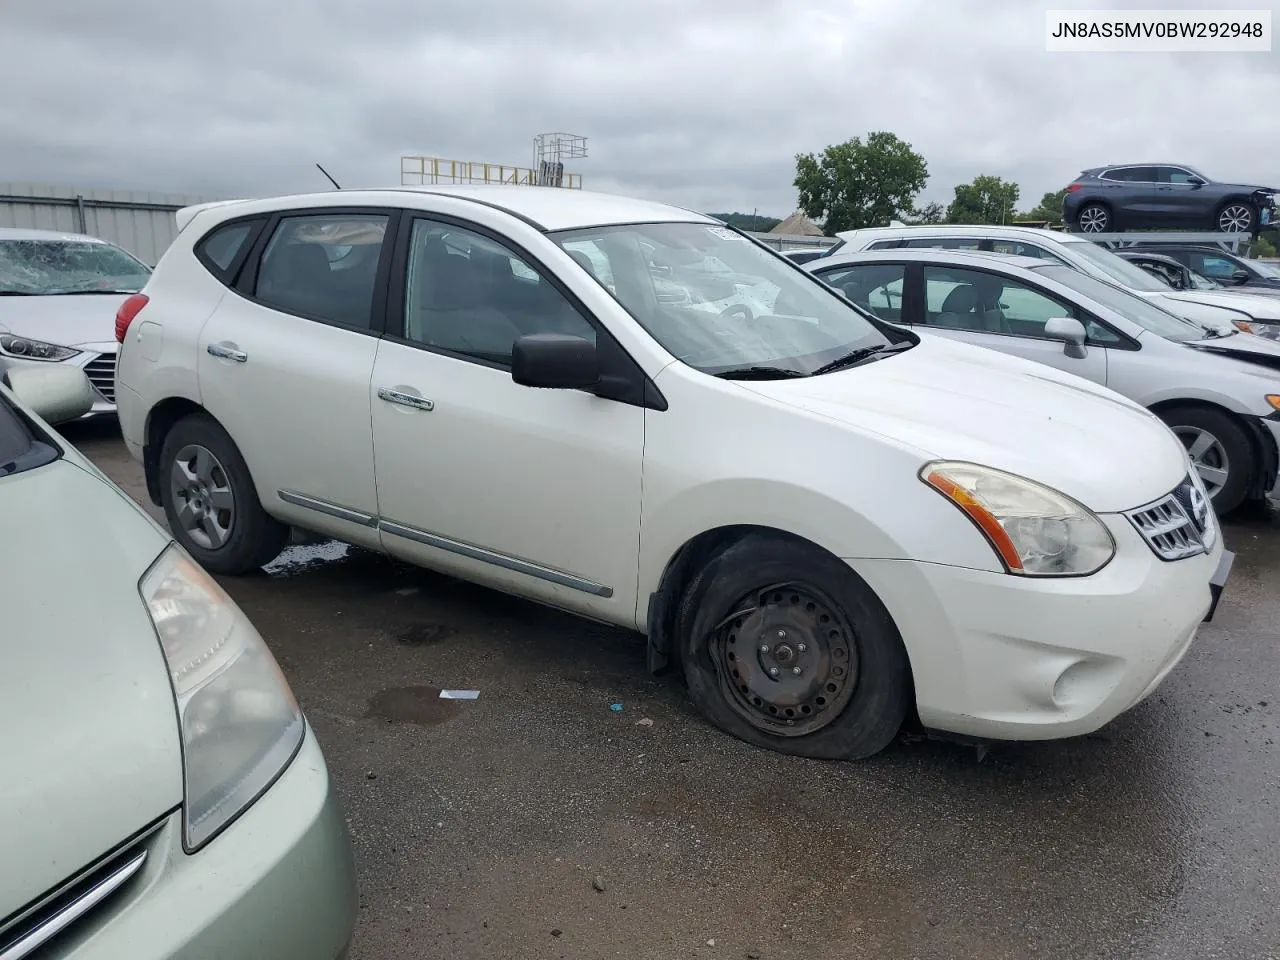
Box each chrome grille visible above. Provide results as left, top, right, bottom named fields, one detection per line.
left=1124, top=474, right=1211, bottom=561
left=0, top=823, right=157, bottom=960
left=83, top=353, right=117, bottom=404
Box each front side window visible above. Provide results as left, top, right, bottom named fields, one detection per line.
left=1064, top=240, right=1172, bottom=292
left=816, top=263, right=906, bottom=323
left=254, top=214, right=388, bottom=329
left=989, top=240, right=1065, bottom=262
left=0, top=239, right=151, bottom=295
left=905, top=237, right=982, bottom=251
left=1161, top=167, right=1199, bottom=184
left=1187, top=253, right=1240, bottom=280
left=550, top=222, right=900, bottom=376
left=402, top=219, right=595, bottom=366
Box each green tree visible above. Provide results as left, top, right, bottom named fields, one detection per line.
left=1018, top=188, right=1067, bottom=224
left=794, top=132, right=929, bottom=235
left=905, top=201, right=945, bottom=225
left=946, top=175, right=1021, bottom=225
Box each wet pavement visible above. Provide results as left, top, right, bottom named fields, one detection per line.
left=68, top=417, right=1280, bottom=960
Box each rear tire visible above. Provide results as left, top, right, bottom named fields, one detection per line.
left=1076, top=203, right=1111, bottom=233
left=158, top=412, right=288, bottom=574
left=676, top=534, right=911, bottom=760
left=1158, top=406, right=1254, bottom=515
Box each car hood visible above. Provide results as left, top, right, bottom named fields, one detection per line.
left=1184, top=330, right=1280, bottom=371
left=0, top=294, right=130, bottom=348
left=737, top=335, right=1186, bottom=513
left=1160, top=288, right=1280, bottom=321
left=0, top=459, right=181, bottom=920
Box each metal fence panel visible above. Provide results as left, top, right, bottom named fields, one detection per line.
left=0, top=182, right=223, bottom=265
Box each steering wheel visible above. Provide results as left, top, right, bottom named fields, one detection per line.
left=719, top=303, right=754, bottom=321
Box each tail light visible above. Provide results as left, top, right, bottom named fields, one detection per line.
left=115, top=294, right=150, bottom=342
left=1065, top=184, right=1084, bottom=193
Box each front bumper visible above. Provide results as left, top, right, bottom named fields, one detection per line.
left=1, top=348, right=117, bottom=415
left=852, top=515, right=1226, bottom=741
left=61, top=725, right=357, bottom=960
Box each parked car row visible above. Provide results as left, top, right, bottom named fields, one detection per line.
left=8, top=184, right=1274, bottom=959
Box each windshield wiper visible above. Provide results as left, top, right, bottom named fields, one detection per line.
left=51, top=289, right=139, bottom=296
left=0, top=291, right=38, bottom=296
left=810, top=340, right=912, bottom=376
left=712, top=365, right=809, bottom=380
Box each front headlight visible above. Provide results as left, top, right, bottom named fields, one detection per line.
left=140, top=545, right=304, bottom=850
left=0, top=332, right=81, bottom=361
left=921, top=461, right=1116, bottom=577
left=1233, top=319, right=1280, bottom=339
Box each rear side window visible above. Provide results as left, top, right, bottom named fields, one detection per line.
left=253, top=214, right=390, bottom=330
left=196, top=219, right=264, bottom=282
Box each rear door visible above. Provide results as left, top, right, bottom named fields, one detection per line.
left=917, top=264, right=1111, bottom=383
left=196, top=206, right=398, bottom=548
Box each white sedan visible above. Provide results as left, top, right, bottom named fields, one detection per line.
left=0, top=227, right=153, bottom=413
left=808, top=248, right=1280, bottom=515
left=116, top=186, right=1228, bottom=759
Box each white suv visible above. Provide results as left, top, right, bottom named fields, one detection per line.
left=116, top=186, right=1229, bottom=759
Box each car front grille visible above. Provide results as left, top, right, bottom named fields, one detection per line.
left=1124, top=473, right=1215, bottom=561
left=0, top=820, right=160, bottom=960
left=83, top=353, right=117, bottom=405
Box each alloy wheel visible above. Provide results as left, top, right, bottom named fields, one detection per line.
left=712, top=583, right=859, bottom=736
left=1219, top=204, right=1254, bottom=232
left=1171, top=426, right=1230, bottom=499
left=170, top=443, right=236, bottom=549
left=1078, top=206, right=1109, bottom=232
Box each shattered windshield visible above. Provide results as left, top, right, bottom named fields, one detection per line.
left=0, top=239, right=151, bottom=295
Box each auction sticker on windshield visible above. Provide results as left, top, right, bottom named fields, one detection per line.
left=706, top=226, right=744, bottom=242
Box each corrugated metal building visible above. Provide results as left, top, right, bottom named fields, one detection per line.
left=0, top=182, right=223, bottom=266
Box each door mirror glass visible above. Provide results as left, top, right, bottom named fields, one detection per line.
left=1186, top=176, right=1206, bottom=186
left=1044, top=317, right=1089, bottom=358
left=1, top=363, right=95, bottom=424
left=511, top=333, right=600, bottom=389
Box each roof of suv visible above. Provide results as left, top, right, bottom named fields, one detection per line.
left=816, top=248, right=1050, bottom=273
left=833, top=224, right=1093, bottom=246
left=179, top=186, right=717, bottom=234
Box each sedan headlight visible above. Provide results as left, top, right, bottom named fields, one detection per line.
left=921, top=461, right=1116, bottom=577
left=0, top=332, right=81, bottom=361
left=140, top=545, right=304, bottom=850
left=1233, top=319, right=1280, bottom=340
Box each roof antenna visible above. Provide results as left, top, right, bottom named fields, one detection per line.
left=315, top=163, right=342, bottom=190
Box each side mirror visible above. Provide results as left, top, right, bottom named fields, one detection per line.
left=511, top=333, right=600, bottom=389
left=1187, top=176, right=1206, bottom=186
left=1230, top=270, right=1251, bottom=285
left=1, top=363, right=96, bottom=425
left=1044, top=317, right=1089, bottom=359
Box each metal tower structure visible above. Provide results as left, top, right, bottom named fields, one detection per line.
left=401, top=132, right=587, bottom=190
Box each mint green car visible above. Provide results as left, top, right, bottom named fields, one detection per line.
left=0, top=364, right=356, bottom=959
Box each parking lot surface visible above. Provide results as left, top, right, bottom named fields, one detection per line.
left=70, top=417, right=1280, bottom=960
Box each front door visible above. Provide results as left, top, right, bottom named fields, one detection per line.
left=197, top=208, right=395, bottom=548
left=917, top=264, right=1110, bottom=384
left=369, top=214, right=645, bottom=624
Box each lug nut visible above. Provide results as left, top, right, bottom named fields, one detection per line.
left=777, top=630, right=787, bottom=640
left=792, top=666, right=802, bottom=675
left=769, top=666, right=780, bottom=677
left=797, top=643, right=807, bottom=653
left=760, top=644, right=770, bottom=653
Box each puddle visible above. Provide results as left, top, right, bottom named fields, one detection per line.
left=394, top=622, right=455, bottom=645
left=262, top=540, right=352, bottom=577
left=366, top=686, right=465, bottom=726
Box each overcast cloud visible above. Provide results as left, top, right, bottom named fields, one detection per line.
left=1, top=0, right=1277, bottom=216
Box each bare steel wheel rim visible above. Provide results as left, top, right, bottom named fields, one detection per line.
left=1219, top=205, right=1253, bottom=232
left=170, top=443, right=236, bottom=550
left=1172, top=426, right=1230, bottom=498
left=712, top=583, right=859, bottom=737
left=1079, top=206, right=1108, bottom=232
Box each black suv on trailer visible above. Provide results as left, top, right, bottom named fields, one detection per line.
left=1063, top=164, right=1277, bottom=235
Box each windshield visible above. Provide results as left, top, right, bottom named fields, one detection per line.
left=0, top=239, right=151, bottom=295
left=550, top=222, right=901, bottom=375
left=1065, top=240, right=1173, bottom=292
left=1249, top=258, right=1280, bottom=279
left=1032, top=264, right=1212, bottom=342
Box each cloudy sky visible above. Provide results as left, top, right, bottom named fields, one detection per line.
left=2, top=0, right=1276, bottom=217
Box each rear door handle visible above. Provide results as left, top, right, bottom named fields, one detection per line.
left=207, top=343, right=248, bottom=363
left=377, top=387, right=434, bottom=411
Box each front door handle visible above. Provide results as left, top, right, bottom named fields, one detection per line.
left=377, top=387, right=434, bottom=411
left=207, top=342, right=248, bottom=363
